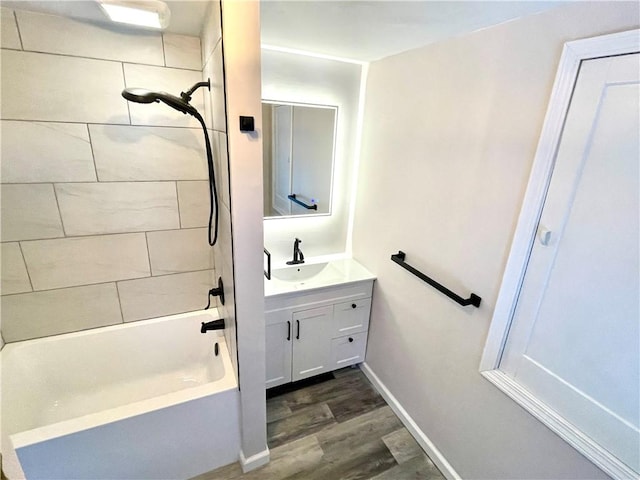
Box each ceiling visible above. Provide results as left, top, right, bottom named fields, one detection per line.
left=261, top=1, right=565, bottom=62
left=1, top=0, right=565, bottom=62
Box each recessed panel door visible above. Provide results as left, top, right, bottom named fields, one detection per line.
left=292, top=305, right=333, bottom=381
left=265, top=310, right=292, bottom=388
left=501, top=53, right=640, bottom=473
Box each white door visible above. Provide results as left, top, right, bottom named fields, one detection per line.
left=501, top=53, right=639, bottom=473
left=290, top=106, right=336, bottom=215
left=292, top=306, right=333, bottom=381
left=272, top=105, right=292, bottom=216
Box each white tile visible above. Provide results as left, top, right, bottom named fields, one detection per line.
left=1, top=8, right=21, bottom=49
left=1, top=121, right=96, bottom=183
left=89, top=124, right=207, bottom=181
left=177, top=180, right=210, bottom=228
left=1, top=243, right=31, bottom=295
left=201, top=2, right=221, bottom=67
left=147, top=228, right=213, bottom=275
left=202, top=51, right=215, bottom=130
left=217, top=131, right=231, bottom=208
left=1, top=283, right=122, bottom=342
left=220, top=255, right=237, bottom=377
left=16, top=10, right=164, bottom=65
left=0, top=184, right=64, bottom=241
left=210, top=43, right=227, bottom=132
left=163, top=33, right=202, bottom=70
left=1, top=50, right=129, bottom=124
left=123, top=63, right=205, bottom=128
left=55, top=182, right=179, bottom=236
left=218, top=203, right=233, bottom=271
left=118, top=270, right=215, bottom=322
left=21, top=233, right=150, bottom=290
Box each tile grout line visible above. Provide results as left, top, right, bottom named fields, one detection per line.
left=0, top=268, right=217, bottom=298
left=1, top=118, right=204, bottom=131
left=12, top=10, right=24, bottom=50
left=161, top=33, right=167, bottom=67
left=121, top=62, right=132, bottom=125
left=114, top=281, right=126, bottom=324
left=144, top=231, right=154, bottom=276
left=17, top=241, right=35, bottom=291
left=50, top=183, right=68, bottom=237
left=175, top=181, right=184, bottom=229
left=0, top=47, right=202, bottom=72
left=85, top=123, right=100, bottom=182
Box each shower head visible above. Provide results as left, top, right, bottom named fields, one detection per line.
left=121, top=87, right=198, bottom=116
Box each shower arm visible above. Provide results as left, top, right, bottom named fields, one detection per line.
left=181, top=80, right=211, bottom=103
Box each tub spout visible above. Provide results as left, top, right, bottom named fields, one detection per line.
left=201, top=318, right=225, bottom=333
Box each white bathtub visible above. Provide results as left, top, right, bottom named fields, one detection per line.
left=1, top=309, right=240, bottom=480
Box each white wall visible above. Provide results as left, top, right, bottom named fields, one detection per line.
left=222, top=0, right=268, bottom=469
left=262, top=49, right=362, bottom=264
left=0, top=8, right=227, bottom=342
left=352, top=2, right=639, bottom=479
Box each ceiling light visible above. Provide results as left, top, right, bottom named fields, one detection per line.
left=98, top=0, right=170, bottom=30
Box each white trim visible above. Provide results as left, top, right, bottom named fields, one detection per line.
left=480, top=28, right=640, bottom=371
left=261, top=44, right=367, bottom=66
left=239, top=448, right=270, bottom=473
left=360, top=363, right=461, bottom=480
left=481, top=370, right=638, bottom=480
left=346, top=62, right=369, bottom=257
left=479, top=28, right=640, bottom=480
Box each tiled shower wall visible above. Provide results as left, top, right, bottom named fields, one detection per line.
left=0, top=5, right=233, bottom=347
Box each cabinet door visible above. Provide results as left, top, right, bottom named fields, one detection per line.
left=265, top=311, right=292, bottom=389
left=292, top=305, right=333, bottom=382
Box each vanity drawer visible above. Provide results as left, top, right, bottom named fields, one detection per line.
left=331, top=332, right=367, bottom=368
left=332, top=298, right=371, bottom=337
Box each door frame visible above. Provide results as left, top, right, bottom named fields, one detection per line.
left=479, top=29, right=639, bottom=480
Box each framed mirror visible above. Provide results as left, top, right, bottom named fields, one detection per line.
left=262, top=100, right=337, bottom=218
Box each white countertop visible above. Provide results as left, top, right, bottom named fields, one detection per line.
left=264, top=258, right=376, bottom=298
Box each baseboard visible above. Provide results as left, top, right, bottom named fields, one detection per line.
left=239, top=447, right=270, bottom=473
left=360, top=362, right=461, bottom=480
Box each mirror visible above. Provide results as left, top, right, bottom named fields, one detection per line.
left=262, top=101, right=337, bottom=218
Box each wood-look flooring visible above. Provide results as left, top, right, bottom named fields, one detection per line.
left=193, top=367, right=444, bottom=480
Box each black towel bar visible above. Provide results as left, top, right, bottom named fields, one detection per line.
left=264, top=248, right=271, bottom=280
left=288, top=194, right=317, bottom=210
left=391, top=251, right=481, bottom=308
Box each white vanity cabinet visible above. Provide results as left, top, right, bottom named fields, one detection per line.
left=265, top=280, right=373, bottom=389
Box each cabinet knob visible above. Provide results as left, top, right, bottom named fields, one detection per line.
left=348, top=337, right=354, bottom=343
left=351, top=303, right=357, bottom=309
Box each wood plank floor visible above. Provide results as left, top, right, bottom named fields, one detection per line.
left=193, top=367, right=444, bottom=480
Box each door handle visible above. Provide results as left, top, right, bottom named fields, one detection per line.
left=287, top=321, right=291, bottom=341
left=296, top=320, right=300, bottom=340
left=538, top=226, right=552, bottom=246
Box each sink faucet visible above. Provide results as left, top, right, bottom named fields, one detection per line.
left=286, top=238, right=305, bottom=265
left=201, top=318, right=225, bottom=333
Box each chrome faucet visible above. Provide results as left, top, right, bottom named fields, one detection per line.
left=286, top=238, right=305, bottom=265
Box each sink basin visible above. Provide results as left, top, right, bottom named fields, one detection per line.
left=265, top=258, right=376, bottom=297
left=272, top=263, right=332, bottom=282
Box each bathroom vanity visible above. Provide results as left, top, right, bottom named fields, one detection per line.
left=264, top=259, right=375, bottom=388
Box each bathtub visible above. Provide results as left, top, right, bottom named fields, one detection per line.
left=1, top=309, right=240, bottom=480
